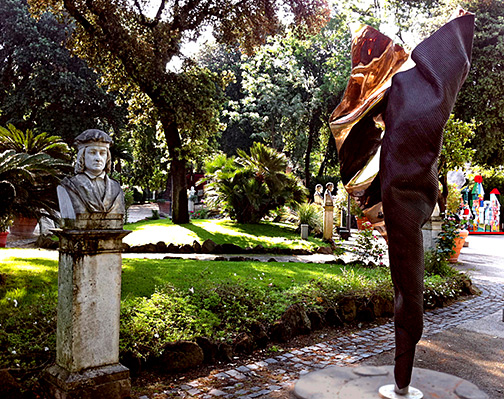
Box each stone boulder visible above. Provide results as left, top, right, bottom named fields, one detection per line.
left=221, top=243, right=244, bottom=254
left=372, top=296, right=394, bottom=317
left=308, top=310, right=324, bottom=330
left=159, top=341, right=204, bottom=371
left=250, top=321, right=269, bottom=349
left=0, top=370, right=22, bottom=399
left=36, top=234, right=59, bottom=250
left=338, top=297, right=357, bottom=323
left=196, top=337, right=219, bottom=364
left=233, top=333, right=255, bottom=354
left=167, top=243, right=179, bottom=253
left=270, top=303, right=311, bottom=342
left=202, top=239, right=218, bottom=253
left=218, top=342, right=234, bottom=362
left=317, top=246, right=333, bottom=255
left=193, top=241, right=202, bottom=253
left=325, top=307, right=343, bottom=327
left=180, top=244, right=194, bottom=253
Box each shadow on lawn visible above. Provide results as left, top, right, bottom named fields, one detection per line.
left=180, top=222, right=286, bottom=248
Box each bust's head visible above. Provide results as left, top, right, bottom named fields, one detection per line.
left=315, top=184, right=323, bottom=193
left=74, top=129, right=113, bottom=175
left=326, top=182, right=334, bottom=192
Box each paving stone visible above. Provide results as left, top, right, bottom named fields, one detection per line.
left=264, top=358, right=278, bottom=364
left=235, top=389, right=249, bottom=395
left=255, top=361, right=269, bottom=368
left=187, top=388, right=201, bottom=396
left=208, top=388, right=227, bottom=396
left=214, top=372, right=230, bottom=379
left=246, top=363, right=260, bottom=370
left=226, top=369, right=246, bottom=380
left=236, top=365, right=251, bottom=373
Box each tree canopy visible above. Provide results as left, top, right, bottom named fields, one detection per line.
left=28, top=0, right=330, bottom=223
left=0, top=0, right=126, bottom=144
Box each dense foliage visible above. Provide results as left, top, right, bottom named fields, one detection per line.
left=0, top=0, right=126, bottom=144
left=204, top=143, right=308, bottom=223
left=28, top=0, right=330, bottom=223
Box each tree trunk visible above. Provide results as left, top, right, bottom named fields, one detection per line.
left=438, top=174, right=448, bottom=214
left=305, top=109, right=322, bottom=188
left=161, top=117, right=189, bottom=224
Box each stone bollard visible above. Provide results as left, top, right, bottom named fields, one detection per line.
left=422, top=214, right=443, bottom=251
left=300, top=224, right=309, bottom=239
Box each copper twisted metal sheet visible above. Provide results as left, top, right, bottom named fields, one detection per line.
left=330, top=11, right=474, bottom=390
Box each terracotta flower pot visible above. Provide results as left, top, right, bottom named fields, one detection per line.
left=449, top=229, right=469, bottom=263
left=0, top=231, right=8, bottom=247
left=356, top=216, right=372, bottom=230
left=10, top=217, right=38, bottom=237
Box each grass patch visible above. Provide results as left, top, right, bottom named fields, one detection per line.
left=0, top=249, right=469, bottom=370
left=123, top=218, right=325, bottom=250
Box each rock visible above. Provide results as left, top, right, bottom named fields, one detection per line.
left=308, top=310, right=324, bottom=330
left=252, top=244, right=265, bottom=254
left=214, top=257, right=228, bottom=261
left=233, top=333, right=254, bottom=354
left=213, top=244, right=223, bottom=254
left=291, top=248, right=311, bottom=255
left=273, top=303, right=311, bottom=342
left=180, top=244, right=194, bottom=253
left=202, top=239, right=218, bottom=253
left=167, top=243, right=179, bottom=253
left=120, top=351, right=142, bottom=377
left=159, top=341, right=204, bottom=371
left=325, top=307, right=343, bottom=327
left=461, top=277, right=479, bottom=296
left=196, top=337, right=219, bottom=364
left=36, top=233, right=59, bottom=250
left=155, top=241, right=167, bottom=252
left=250, top=321, right=269, bottom=349
left=218, top=342, right=234, bottom=362
left=338, top=297, right=357, bottom=322
left=193, top=241, right=202, bottom=253
left=122, top=243, right=131, bottom=252
left=221, top=243, right=243, bottom=254
left=0, top=369, right=22, bottom=399
left=269, top=321, right=292, bottom=343
left=372, top=296, right=394, bottom=317
left=356, top=300, right=375, bottom=322
left=317, top=246, right=333, bottom=255
left=268, top=258, right=277, bottom=262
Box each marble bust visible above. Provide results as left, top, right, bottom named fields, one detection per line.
left=314, top=184, right=324, bottom=206
left=58, top=129, right=124, bottom=221
left=324, top=182, right=334, bottom=207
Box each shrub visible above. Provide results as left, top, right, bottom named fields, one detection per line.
left=424, top=249, right=458, bottom=277
left=295, top=202, right=323, bottom=234
left=203, top=143, right=308, bottom=223
left=352, top=223, right=387, bottom=266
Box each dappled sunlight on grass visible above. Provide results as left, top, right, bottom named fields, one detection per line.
left=123, top=218, right=323, bottom=249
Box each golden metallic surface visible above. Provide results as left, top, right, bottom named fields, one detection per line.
left=329, top=25, right=409, bottom=151
left=329, top=25, right=410, bottom=233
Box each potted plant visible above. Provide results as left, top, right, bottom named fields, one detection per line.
left=350, top=198, right=369, bottom=230
left=0, top=214, right=13, bottom=247
left=437, top=184, right=468, bottom=263
left=157, top=198, right=171, bottom=216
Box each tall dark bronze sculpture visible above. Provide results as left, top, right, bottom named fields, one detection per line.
left=330, top=9, right=474, bottom=394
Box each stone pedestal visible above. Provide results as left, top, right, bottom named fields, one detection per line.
left=323, top=205, right=334, bottom=241
left=300, top=224, right=309, bottom=239
left=422, top=215, right=442, bottom=251
left=43, top=214, right=131, bottom=399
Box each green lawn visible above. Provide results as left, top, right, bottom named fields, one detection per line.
left=123, top=218, right=326, bottom=250
left=0, top=248, right=467, bottom=374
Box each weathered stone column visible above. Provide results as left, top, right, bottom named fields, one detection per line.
left=44, top=214, right=131, bottom=398
left=323, top=182, right=335, bottom=241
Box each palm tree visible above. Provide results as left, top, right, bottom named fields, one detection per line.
left=204, top=143, right=307, bottom=223
left=0, top=124, right=70, bottom=160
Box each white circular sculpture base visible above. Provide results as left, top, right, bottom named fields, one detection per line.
left=293, top=365, right=488, bottom=399
left=378, top=384, right=423, bottom=399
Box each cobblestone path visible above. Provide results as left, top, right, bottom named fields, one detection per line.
left=138, top=277, right=503, bottom=399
